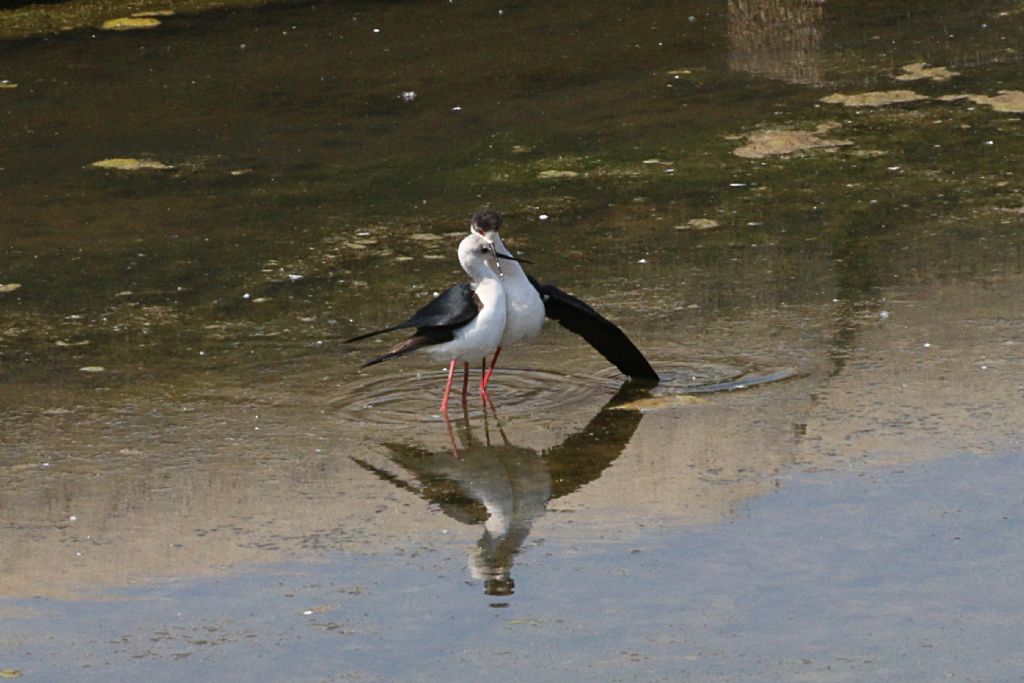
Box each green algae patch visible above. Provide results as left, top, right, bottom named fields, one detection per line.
left=485, top=152, right=681, bottom=188
left=88, top=158, right=175, bottom=171
left=821, top=90, right=928, bottom=107
left=733, top=123, right=852, bottom=159
left=939, top=90, right=1024, bottom=114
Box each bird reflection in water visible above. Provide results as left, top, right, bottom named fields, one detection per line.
left=352, top=382, right=647, bottom=596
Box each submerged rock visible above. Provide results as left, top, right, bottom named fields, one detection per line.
left=87, top=158, right=175, bottom=171
left=407, top=232, right=442, bottom=242
left=675, top=218, right=720, bottom=231
left=537, top=169, right=580, bottom=179
left=610, top=394, right=706, bottom=412
left=99, top=17, right=162, bottom=30
left=939, top=90, right=1024, bottom=114
left=894, top=62, right=959, bottom=82
left=821, top=90, right=928, bottom=107
left=733, top=123, right=852, bottom=159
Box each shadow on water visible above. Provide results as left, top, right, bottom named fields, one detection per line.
left=352, top=381, right=646, bottom=597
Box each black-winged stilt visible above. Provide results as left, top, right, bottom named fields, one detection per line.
left=345, top=231, right=523, bottom=413
left=470, top=209, right=659, bottom=385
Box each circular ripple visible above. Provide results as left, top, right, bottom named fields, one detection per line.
left=646, top=361, right=801, bottom=394
left=332, top=360, right=802, bottom=425
left=591, top=359, right=748, bottom=389
left=330, top=367, right=618, bottom=425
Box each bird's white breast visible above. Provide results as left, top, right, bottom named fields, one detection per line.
left=500, top=275, right=545, bottom=347
left=487, top=233, right=545, bottom=348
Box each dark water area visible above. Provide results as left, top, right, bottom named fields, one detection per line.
left=2, top=0, right=1023, bottom=680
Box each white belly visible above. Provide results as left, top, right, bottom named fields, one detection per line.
left=425, top=280, right=507, bottom=363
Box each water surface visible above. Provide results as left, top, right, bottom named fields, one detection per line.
left=2, top=0, right=1023, bottom=680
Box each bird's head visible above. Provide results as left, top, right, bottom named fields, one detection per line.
left=468, top=209, right=532, bottom=276
left=470, top=209, right=502, bottom=241
left=457, top=231, right=527, bottom=279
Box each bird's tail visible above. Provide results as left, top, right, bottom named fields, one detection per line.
left=360, top=335, right=431, bottom=367
left=345, top=324, right=405, bottom=344
left=361, top=350, right=404, bottom=368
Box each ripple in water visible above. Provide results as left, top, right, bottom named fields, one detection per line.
left=331, top=359, right=800, bottom=425
left=330, top=367, right=616, bottom=424
left=646, top=364, right=802, bottom=395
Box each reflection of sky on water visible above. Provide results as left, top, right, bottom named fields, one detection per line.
left=5, top=453, right=1021, bottom=682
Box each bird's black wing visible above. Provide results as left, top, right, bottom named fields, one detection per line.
left=346, top=283, right=478, bottom=343
left=528, top=275, right=659, bottom=382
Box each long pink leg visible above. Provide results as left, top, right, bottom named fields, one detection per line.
left=481, top=346, right=502, bottom=390
left=442, top=411, right=461, bottom=459
left=461, top=362, right=470, bottom=405
left=440, top=359, right=458, bottom=413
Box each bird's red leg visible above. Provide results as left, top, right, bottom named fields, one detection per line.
left=461, top=362, right=470, bottom=405
left=440, top=359, right=457, bottom=413
left=442, top=411, right=461, bottom=460
left=481, top=346, right=502, bottom=390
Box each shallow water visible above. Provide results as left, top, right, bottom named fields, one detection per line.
left=6, top=454, right=1024, bottom=682
left=2, top=0, right=1024, bottom=680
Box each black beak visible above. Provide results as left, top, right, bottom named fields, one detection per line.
left=494, top=251, right=533, bottom=265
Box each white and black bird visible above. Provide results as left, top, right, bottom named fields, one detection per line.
left=346, top=231, right=524, bottom=412
left=470, top=209, right=659, bottom=385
